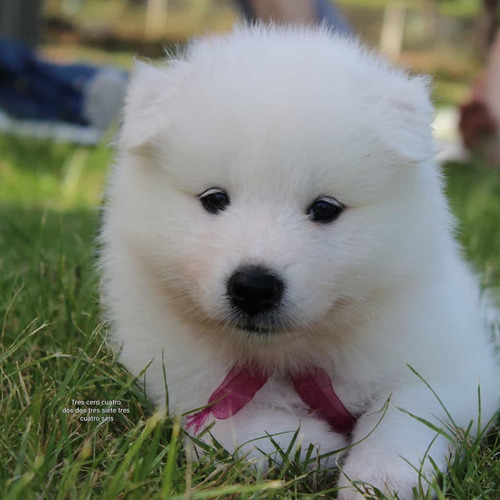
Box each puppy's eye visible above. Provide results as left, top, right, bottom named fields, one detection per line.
left=307, top=196, right=344, bottom=224
left=198, top=188, right=230, bottom=214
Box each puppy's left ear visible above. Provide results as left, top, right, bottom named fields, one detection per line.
left=377, top=75, right=435, bottom=163
left=119, top=60, right=189, bottom=150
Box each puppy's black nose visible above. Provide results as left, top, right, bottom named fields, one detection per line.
left=227, top=266, right=284, bottom=315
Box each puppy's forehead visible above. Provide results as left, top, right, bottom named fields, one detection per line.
left=160, top=74, right=398, bottom=203
left=149, top=28, right=430, bottom=202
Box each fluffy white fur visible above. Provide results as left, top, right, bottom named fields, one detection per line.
left=100, top=25, right=500, bottom=499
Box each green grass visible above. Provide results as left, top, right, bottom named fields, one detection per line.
left=337, top=0, right=481, bottom=18
left=0, top=133, right=499, bottom=499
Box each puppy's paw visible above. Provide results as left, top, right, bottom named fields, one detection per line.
left=337, top=455, right=431, bottom=500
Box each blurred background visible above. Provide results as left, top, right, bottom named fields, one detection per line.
left=3, top=1, right=495, bottom=90
left=8, top=0, right=497, bottom=68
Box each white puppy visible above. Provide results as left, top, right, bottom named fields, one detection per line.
left=100, top=25, right=499, bottom=499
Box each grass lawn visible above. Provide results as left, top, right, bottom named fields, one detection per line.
left=0, top=132, right=499, bottom=499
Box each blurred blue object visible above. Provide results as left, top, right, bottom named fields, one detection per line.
left=0, top=38, right=127, bottom=130
left=233, top=0, right=352, bottom=36
left=313, top=0, right=352, bottom=35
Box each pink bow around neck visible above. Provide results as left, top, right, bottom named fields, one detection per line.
left=185, top=364, right=355, bottom=435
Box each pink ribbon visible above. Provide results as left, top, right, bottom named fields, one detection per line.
left=290, top=368, right=355, bottom=434
left=185, top=364, right=270, bottom=434
left=185, top=364, right=355, bottom=435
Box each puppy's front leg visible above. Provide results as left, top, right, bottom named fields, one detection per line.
left=337, top=383, right=461, bottom=500
left=193, top=405, right=348, bottom=468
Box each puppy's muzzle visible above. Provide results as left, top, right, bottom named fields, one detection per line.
left=227, top=265, right=284, bottom=316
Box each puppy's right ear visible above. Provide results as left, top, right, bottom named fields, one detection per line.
left=119, top=60, right=186, bottom=150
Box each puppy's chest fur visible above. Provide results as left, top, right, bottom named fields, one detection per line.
left=247, top=370, right=373, bottom=419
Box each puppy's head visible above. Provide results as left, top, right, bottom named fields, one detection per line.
left=113, top=26, right=441, bottom=340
